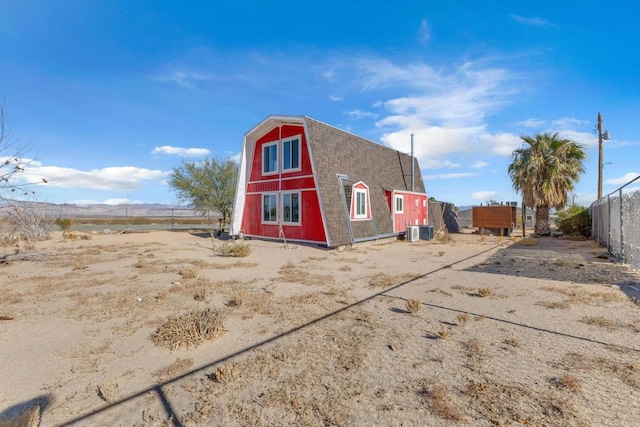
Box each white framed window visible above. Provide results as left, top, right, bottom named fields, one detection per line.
left=395, top=195, right=404, bottom=213
left=262, top=193, right=278, bottom=223
left=282, top=192, right=301, bottom=225
left=356, top=190, right=367, bottom=218
left=351, top=183, right=370, bottom=220
left=263, top=142, right=278, bottom=175
left=282, top=137, right=301, bottom=172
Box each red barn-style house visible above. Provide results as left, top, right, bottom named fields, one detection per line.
left=231, top=115, right=428, bottom=248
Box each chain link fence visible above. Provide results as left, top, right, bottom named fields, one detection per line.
left=0, top=203, right=216, bottom=235
left=590, top=175, right=640, bottom=270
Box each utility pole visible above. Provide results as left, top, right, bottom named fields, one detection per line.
left=597, top=113, right=610, bottom=201
left=597, top=113, right=603, bottom=201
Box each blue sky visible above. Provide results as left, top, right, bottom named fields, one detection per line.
left=1, top=1, right=638, bottom=207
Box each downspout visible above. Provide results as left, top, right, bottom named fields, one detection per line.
left=411, top=133, right=415, bottom=192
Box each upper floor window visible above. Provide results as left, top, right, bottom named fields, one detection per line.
left=283, top=137, right=300, bottom=171
left=263, top=142, right=278, bottom=174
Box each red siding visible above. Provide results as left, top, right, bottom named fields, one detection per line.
left=390, top=191, right=429, bottom=232
left=241, top=124, right=326, bottom=244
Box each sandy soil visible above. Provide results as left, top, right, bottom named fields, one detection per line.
left=1, top=230, right=639, bottom=426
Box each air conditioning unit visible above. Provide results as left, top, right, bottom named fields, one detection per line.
left=407, top=226, right=420, bottom=242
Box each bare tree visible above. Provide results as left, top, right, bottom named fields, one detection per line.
left=0, top=98, right=35, bottom=200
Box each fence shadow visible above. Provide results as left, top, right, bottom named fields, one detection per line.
left=0, top=394, right=52, bottom=425
left=464, top=236, right=640, bottom=291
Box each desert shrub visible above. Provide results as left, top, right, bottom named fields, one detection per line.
left=457, top=313, right=470, bottom=325
left=6, top=202, right=49, bottom=242
left=210, top=363, right=238, bottom=384
left=477, top=287, right=492, bottom=298
left=180, top=267, right=199, bottom=279
left=0, top=405, right=41, bottom=427
left=214, top=241, right=252, bottom=257
left=405, top=299, right=422, bottom=314
left=520, top=237, right=539, bottom=246
left=556, top=206, right=591, bottom=237
left=97, top=379, right=120, bottom=403
left=54, top=217, right=74, bottom=232
left=152, top=308, right=226, bottom=350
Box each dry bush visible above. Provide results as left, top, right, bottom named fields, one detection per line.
left=405, top=299, right=422, bottom=314
left=152, top=308, right=226, bottom=350
left=226, top=289, right=248, bottom=307
left=97, top=378, right=120, bottom=403
left=504, top=338, right=520, bottom=347
left=0, top=405, right=41, bottom=427
left=368, top=273, right=411, bottom=288
left=210, top=363, right=238, bottom=384
left=580, top=316, right=618, bottom=330
left=536, top=300, right=570, bottom=310
left=338, top=265, right=352, bottom=272
left=134, top=258, right=146, bottom=269
left=436, top=327, right=450, bottom=339
left=419, top=379, right=464, bottom=421
left=5, top=202, right=50, bottom=243
left=193, top=284, right=208, bottom=301
left=464, top=338, right=484, bottom=358
left=180, top=267, right=199, bottom=279
left=551, top=374, right=581, bottom=392
left=456, top=313, right=471, bottom=325
left=520, top=237, right=539, bottom=246
left=477, top=287, right=492, bottom=298
left=215, top=241, right=252, bottom=257
left=433, top=353, right=445, bottom=364
left=152, top=358, right=194, bottom=383
left=72, top=259, right=89, bottom=271
left=438, top=250, right=445, bottom=257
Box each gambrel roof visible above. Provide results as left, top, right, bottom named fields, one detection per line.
left=232, top=115, right=426, bottom=247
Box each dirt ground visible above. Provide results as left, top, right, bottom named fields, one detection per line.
left=1, top=230, right=639, bottom=426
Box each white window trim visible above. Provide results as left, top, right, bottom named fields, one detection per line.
left=394, top=195, right=404, bottom=214
left=282, top=135, right=302, bottom=173
left=262, top=192, right=279, bottom=224
left=353, top=187, right=368, bottom=220
left=281, top=191, right=302, bottom=226
left=262, top=141, right=279, bottom=176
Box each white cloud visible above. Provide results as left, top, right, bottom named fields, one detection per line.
left=472, top=191, right=498, bottom=201
left=417, top=19, right=431, bottom=43
left=551, top=117, right=590, bottom=129
left=518, top=118, right=546, bottom=128
left=605, top=172, right=640, bottom=185
left=472, top=161, right=489, bottom=169
left=511, top=14, right=551, bottom=26
left=20, top=165, right=168, bottom=191
left=555, top=130, right=597, bottom=148
left=152, top=70, right=215, bottom=88
left=424, top=172, right=477, bottom=180
left=479, top=132, right=523, bottom=156
left=330, top=95, right=344, bottom=101
left=152, top=146, right=210, bottom=157
left=346, top=109, right=379, bottom=120
left=333, top=57, right=523, bottom=169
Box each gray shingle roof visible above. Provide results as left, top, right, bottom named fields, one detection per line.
left=304, top=117, right=425, bottom=247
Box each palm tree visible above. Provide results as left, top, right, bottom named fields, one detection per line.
left=508, top=132, right=587, bottom=236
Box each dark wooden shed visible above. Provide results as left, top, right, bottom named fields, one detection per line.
left=472, top=206, right=516, bottom=236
